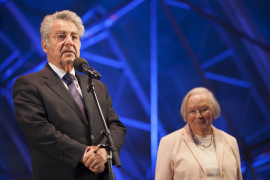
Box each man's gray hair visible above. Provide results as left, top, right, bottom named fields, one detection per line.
left=180, top=87, right=221, bottom=122
left=40, top=10, right=84, bottom=45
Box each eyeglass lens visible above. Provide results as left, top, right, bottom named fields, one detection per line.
left=55, top=34, right=80, bottom=42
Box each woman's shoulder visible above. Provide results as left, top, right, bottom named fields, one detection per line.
left=161, top=127, right=185, bottom=142
left=213, top=126, right=237, bottom=143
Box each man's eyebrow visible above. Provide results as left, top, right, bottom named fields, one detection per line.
left=55, top=31, right=79, bottom=35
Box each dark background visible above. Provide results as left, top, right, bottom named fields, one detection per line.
left=0, top=0, right=270, bottom=179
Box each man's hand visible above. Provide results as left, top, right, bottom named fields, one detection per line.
left=82, top=146, right=107, bottom=173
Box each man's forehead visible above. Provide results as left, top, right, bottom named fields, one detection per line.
left=50, top=20, right=78, bottom=34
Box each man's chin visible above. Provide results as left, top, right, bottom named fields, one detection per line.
left=62, top=57, right=76, bottom=64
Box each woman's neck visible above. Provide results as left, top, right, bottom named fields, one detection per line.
left=190, top=126, right=211, bottom=138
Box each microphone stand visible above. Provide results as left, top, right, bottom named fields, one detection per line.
left=87, top=76, right=121, bottom=180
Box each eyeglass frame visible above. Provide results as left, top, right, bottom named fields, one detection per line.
left=187, top=106, right=214, bottom=117
left=45, top=32, right=82, bottom=43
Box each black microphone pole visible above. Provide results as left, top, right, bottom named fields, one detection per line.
left=73, top=58, right=121, bottom=180
left=86, top=72, right=120, bottom=180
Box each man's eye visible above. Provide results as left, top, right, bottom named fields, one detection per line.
left=58, top=35, right=66, bottom=40
left=72, top=35, right=78, bottom=40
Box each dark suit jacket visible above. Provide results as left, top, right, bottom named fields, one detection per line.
left=13, top=63, right=127, bottom=180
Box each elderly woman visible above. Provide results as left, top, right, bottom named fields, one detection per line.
left=155, top=87, right=242, bottom=180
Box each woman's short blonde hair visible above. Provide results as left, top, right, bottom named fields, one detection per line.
left=180, top=87, right=220, bottom=122
left=40, top=10, right=84, bottom=45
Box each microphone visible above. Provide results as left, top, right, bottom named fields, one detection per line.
left=73, top=57, right=101, bottom=80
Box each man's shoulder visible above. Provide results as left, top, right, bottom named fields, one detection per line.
left=15, top=70, right=42, bottom=82
left=14, top=64, right=51, bottom=87
left=76, top=73, right=105, bottom=86
left=13, top=70, right=45, bottom=96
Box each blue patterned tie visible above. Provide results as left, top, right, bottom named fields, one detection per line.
left=63, top=73, right=86, bottom=117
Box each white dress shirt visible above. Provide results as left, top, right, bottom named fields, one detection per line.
left=196, top=134, right=221, bottom=180
left=48, top=62, right=83, bottom=97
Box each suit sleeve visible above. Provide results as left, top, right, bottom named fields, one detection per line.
left=101, top=82, right=127, bottom=157
left=13, top=76, right=87, bottom=168
left=155, top=137, right=174, bottom=180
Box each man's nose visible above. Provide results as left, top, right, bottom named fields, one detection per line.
left=64, top=35, right=74, bottom=45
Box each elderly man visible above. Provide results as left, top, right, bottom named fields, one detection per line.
left=13, top=10, right=127, bottom=180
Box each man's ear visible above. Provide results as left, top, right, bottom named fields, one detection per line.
left=41, top=40, right=48, bottom=53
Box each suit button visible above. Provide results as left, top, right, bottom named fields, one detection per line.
left=91, top=135, right=95, bottom=140
left=60, top=155, right=63, bottom=160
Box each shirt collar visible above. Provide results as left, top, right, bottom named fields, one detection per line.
left=48, top=62, right=76, bottom=79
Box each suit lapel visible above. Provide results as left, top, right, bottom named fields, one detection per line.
left=41, top=64, right=89, bottom=128
left=183, top=124, right=207, bottom=176
left=213, top=125, right=224, bottom=176
left=76, top=72, right=94, bottom=129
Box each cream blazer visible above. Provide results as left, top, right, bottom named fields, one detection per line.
left=155, top=124, right=242, bottom=180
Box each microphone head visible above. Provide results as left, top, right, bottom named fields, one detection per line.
left=73, top=57, right=88, bottom=72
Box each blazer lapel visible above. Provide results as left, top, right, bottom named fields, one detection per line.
left=183, top=124, right=207, bottom=175
left=41, top=64, right=89, bottom=128
left=76, top=73, right=94, bottom=128
left=213, top=125, right=224, bottom=176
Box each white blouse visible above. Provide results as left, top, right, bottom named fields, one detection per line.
left=195, top=134, right=221, bottom=180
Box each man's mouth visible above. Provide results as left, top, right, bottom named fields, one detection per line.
left=61, top=49, right=76, bottom=58
left=63, top=50, right=75, bottom=54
